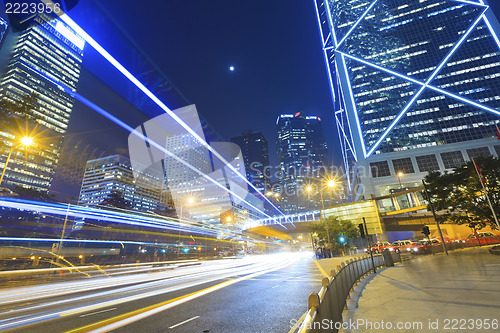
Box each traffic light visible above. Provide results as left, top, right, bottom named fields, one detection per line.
left=358, top=223, right=366, bottom=238
left=422, top=226, right=430, bottom=237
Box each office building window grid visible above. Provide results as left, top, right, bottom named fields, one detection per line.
left=415, top=154, right=440, bottom=172
left=370, top=161, right=391, bottom=178
left=466, top=147, right=491, bottom=159
left=392, top=158, right=415, bottom=174
left=441, top=151, right=465, bottom=169
left=316, top=0, right=500, bottom=187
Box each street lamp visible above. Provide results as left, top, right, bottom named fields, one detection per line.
left=305, top=185, right=313, bottom=208
left=0, top=136, right=35, bottom=186
left=178, top=196, right=195, bottom=217
left=397, top=171, right=404, bottom=189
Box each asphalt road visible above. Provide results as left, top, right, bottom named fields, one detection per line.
left=0, top=251, right=322, bottom=333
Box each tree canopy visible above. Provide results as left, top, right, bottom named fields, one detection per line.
left=423, top=156, right=500, bottom=231
left=310, top=215, right=359, bottom=248
left=101, top=190, right=132, bottom=209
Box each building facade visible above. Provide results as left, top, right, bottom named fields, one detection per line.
left=0, top=14, right=84, bottom=191
left=315, top=0, right=500, bottom=199
left=231, top=131, right=270, bottom=194
left=79, top=155, right=162, bottom=212
left=276, top=113, right=328, bottom=213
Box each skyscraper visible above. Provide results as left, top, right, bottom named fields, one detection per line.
left=79, top=155, right=162, bottom=212
left=231, top=131, right=270, bottom=193
left=315, top=0, right=500, bottom=199
left=276, top=113, right=328, bottom=213
left=0, top=14, right=84, bottom=191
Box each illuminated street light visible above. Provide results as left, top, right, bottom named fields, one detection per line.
left=226, top=216, right=232, bottom=222
left=306, top=185, right=313, bottom=192
left=179, top=196, right=196, bottom=217
left=397, top=171, right=404, bottom=189
left=0, top=136, right=35, bottom=186
left=20, top=136, right=34, bottom=147
left=327, top=180, right=336, bottom=188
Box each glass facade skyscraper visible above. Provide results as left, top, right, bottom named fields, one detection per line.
left=79, top=155, right=161, bottom=212
left=315, top=0, right=500, bottom=198
left=276, top=113, right=328, bottom=213
left=0, top=15, right=84, bottom=191
left=231, top=131, right=270, bottom=194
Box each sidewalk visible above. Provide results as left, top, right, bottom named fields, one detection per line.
left=340, top=247, right=500, bottom=333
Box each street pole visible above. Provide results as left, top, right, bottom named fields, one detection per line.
left=0, top=146, right=15, bottom=186
left=319, top=189, right=331, bottom=247
left=363, top=217, right=376, bottom=274
left=422, top=180, right=448, bottom=255
left=56, top=203, right=71, bottom=263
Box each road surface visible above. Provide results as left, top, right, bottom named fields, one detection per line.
left=0, top=252, right=322, bottom=332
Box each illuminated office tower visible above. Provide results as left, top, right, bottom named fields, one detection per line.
left=231, top=131, right=270, bottom=193
left=315, top=0, right=500, bottom=199
left=0, top=15, right=84, bottom=191
left=79, top=155, right=161, bottom=212
left=276, top=113, right=328, bottom=213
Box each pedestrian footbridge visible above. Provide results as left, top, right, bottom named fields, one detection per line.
left=244, top=186, right=432, bottom=239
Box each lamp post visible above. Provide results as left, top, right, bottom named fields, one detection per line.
left=179, top=196, right=195, bottom=217
left=397, top=172, right=404, bottom=189
left=0, top=137, right=35, bottom=186
left=306, top=185, right=313, bottom=209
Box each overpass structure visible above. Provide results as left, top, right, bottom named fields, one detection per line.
left=244, top=186, right=434, bottom=241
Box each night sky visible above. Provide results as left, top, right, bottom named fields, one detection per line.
left=50, top=0, right=500, bottom=200
left=51, top=0, right=335, bottom=199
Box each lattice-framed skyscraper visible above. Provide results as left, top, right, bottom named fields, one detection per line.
left=315, top=0, right=500, bottom=199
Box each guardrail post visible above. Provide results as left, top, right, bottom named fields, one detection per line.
left=308, top=292, right=320, bottom=310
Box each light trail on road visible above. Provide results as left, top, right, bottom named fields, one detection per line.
left=0, top=253, right=300, bottom=332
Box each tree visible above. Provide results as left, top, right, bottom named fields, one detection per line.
left=101, top=190, right=132, bottom=209
left=424, top=156, right=500, bottom=231
left=310, top=216, right=359, bottom=249
left=12, top=186, right=55, bottom=202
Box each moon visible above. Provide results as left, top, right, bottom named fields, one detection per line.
left=229, top=66, right=235, bottom=71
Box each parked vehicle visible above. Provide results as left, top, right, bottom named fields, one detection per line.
left=466, top=232, right=500, bottom=246
left=411, top=239, right=441, bottom=254
left=368, top=241, right=391, bottom=254
left=388, top=240, right=414, bottom=253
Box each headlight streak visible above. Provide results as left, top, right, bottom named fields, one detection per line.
left=39, top=0, right=284, bottom=218
left=24, top=62, right=281, bottom=226
left=0, top=259, right=262, bottom=313
left=0, top=255, right=297, bottom=331
left=0, top=197, right=271, bottom=244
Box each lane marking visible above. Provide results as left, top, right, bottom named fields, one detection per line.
left=79, top=309, right=117, bottom=318
left=66, top=260, right=295, bottom=333
left=313, top=259, right=329, bottom=278
left=168, top=316, right=199, bottom=329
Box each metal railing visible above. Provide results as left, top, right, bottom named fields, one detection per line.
left=297, top=255, right=385, bottom=333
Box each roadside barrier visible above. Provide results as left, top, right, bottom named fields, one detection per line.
left=298, top=255, right=385, bottom=333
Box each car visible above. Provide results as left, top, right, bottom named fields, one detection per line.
left=388, top=240, right=414, bottom=253
left=466, top=232, right=500, bottom=246
left=368, top=241, right=391, bottom=254
left=411, top=239, right=441, bottom=254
